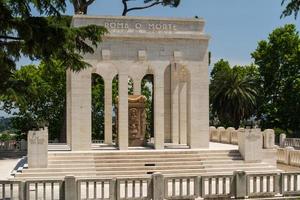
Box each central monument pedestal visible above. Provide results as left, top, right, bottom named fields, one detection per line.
left=117, top=95, right=147, bottom=147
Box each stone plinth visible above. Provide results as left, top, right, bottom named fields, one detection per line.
left=116, top=95, right=147, bottom=147
left=27, top=128, right=48, bottom=168
left=238, top=128, right=263, bottom=162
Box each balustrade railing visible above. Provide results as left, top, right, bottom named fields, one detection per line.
left=77, top=178, right=113, bottom=200
left=3, top=172, right=300, bottom=199
left=281, top=172, right=300, bottom=196
left=284, top=138, right=300, bottom=149
left=246, top=173, right=278, bottom=198
left=116, top=177, right=151, bottom=200
left=164, top=176, right=198, bottom=199
left=26, top=180, right=64, bottom=200
left=201, top=174, right=233, bottom=199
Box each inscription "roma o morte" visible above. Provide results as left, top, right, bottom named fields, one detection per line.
left=104, top=22, right=177, bottom=31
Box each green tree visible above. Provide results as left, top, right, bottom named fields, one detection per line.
left=0, top=0, right=107, bottom=94
left=1, top=60, right=67, bottom=141
left=210, top=60, right=259, bottom=128
left=91, top=74, right=104, bottom=140
left=281, top=0, right=300, bottom=19
left=252, top=24, right=300, bottom=136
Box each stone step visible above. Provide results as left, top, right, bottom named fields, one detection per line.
left=47, top=160, right=246, bottom=168
left=14, top=168, right=282, bottom=181
left=48, top=149, right=239, bottom=156
left=24, top=163, right=272, bottom=173
left=48, top=152, right=241, bottom=160
left=48, top=155, right=242, bottom=160
left=15, top=165, right=279, bottom=178
left=48, top=156, right=243, bottom=164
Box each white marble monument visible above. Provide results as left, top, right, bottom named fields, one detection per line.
left=67, top=16, right=210, bottom=150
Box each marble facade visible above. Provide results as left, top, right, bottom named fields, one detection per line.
left=67, top=16, right=210, bottom=150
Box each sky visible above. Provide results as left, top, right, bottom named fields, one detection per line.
left=17, top=0, right=300, bottom=67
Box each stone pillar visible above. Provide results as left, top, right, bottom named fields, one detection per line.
left=133, top=79, right=141, bottom=95
left=65, top=175, right=77, bottom=200
left=104, top=79, right=113, bottom=144
left=154, top=73, right=165, bottom=149
left=233, top=170, right=247, bottom=199
left=27, top=128, right=48, bottom=168
left=209, top=126, right=216, bottom=141
left=263, top=129, right=275, bottom=149
left=280, top=133, right=286, bottom=147
left=284, top=146, right=294, bottom=165
left=152, top=173, right=164, bottom=200
left=171, top=64, right=179, bottom=144
left=187, top=63, right=209, bottom=149
left=118, top=72, right=129, bottom=150
left=179, top=81, right=187, bottom=144
left=238, top=128, right=263, bottom=162
left=67, top=69, right=91, bottom=151
left=217, top=127, right=225, bottom=142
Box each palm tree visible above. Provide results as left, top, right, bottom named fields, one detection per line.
left=210, top=70, right=258, bottom=129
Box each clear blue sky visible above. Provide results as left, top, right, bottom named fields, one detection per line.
left=18, top=0, right=299, bottom=67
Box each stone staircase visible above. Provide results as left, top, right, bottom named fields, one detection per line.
left=14, top=149, right=280, bottom=180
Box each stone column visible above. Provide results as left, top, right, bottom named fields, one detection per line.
left=171, top=64, right=179, bottom=144
left=187, top=62, right=209, bottom=149
left=66, top=69, right=91, bottom=151
left=133, top=79, right=141, bottom=95
left=179, top=81, right=187, bottom=144
left=154, top=72, right=165, bottom=149
left=104, top=79, right=113, bottom=144
left=118, top=72, right=129, bottom=150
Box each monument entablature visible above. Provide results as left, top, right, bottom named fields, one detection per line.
left=67, top=16, right=210, bottom=151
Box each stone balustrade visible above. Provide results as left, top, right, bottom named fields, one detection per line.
left=278, top=146, right=300, bottom=167
left=209, top=126, right=275, bottom=149
left=280, top=134, right=300, bottom=149
left=2, top=172, right=300, bottom=199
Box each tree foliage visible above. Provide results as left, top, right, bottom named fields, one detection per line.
left=281, top=0, right=300, bottom=19
left=252, top=24, right=300, bottom=135
left=0, top=0, right=107, bottom=94
left=91, top=74, right=104, bottom=140
left=210, top=60, right=259, bottom=128
left=1, top=60, right=66, bottom=140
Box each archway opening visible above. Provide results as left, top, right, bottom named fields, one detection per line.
left=128, top=77, right=134, bottom=95
left=91, top=73, right=105, bottom=143
left=112, top=75, right=119, bottom=142
left=141, top=74, right=154, bottom=141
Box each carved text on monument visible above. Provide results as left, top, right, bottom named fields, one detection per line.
left=104, top=22, right=177, bottom=31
